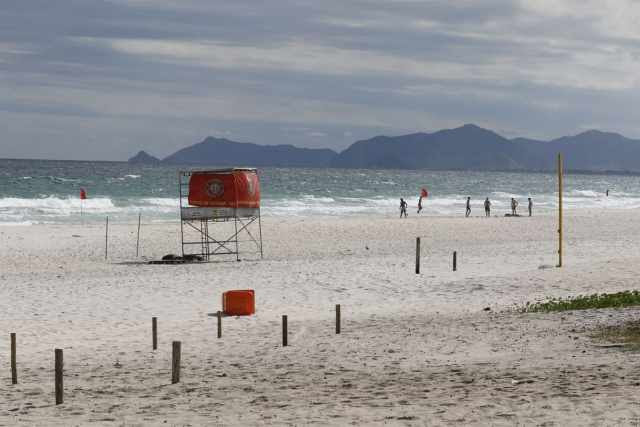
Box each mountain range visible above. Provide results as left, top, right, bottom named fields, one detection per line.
left=129, top=124, right=640, bottom=172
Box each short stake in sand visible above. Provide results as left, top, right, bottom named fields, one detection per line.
left=557, top=152, right=563, bottom=268
left=282, top=315, right=288, bottom=347
left=104, top=216, right=109, bottom=260
left=415, top=237, right=421, bottom=274
left=453, top=251, right=457, bottom=272
left=136, top=212, right=141, bottom=257
left=55, top=349, right=63, bottom=405
left=171, top=341, right=181, bottom=384
left=152, top=317, right=157, bottom=350
left=10, top=333, right=17, bottom=385
left=217, top=311, right=222, bottom=339
left=335, top=305, right=341, bottom=334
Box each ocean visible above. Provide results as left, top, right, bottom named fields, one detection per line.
left=1, top=158, right=639, bottom=225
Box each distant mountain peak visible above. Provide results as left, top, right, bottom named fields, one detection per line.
left=439, top=123, right=506, bottom=141
left=202, top=136, right=235, bottom=143
left=460, top=123, right=482, bottom=130
left=450, top=123, right=499, bottom=135
left=128, top=150, right=160, bottom=164
left=575, top=129, right=622, bottom=139
left=162, top=136, right=337, bottom=167
left=551, top=129, right=628, bottom=145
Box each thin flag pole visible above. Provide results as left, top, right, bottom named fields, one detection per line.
left=80, top=188, right=86, bottom=217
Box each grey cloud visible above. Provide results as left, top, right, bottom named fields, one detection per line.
left=1, top=0, right=640, bottom=160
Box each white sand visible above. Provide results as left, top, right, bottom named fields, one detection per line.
left=2, top=210, right=640, bottom=425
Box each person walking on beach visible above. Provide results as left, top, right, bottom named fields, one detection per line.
left=417, top=196, right=423, bottom=214
left=399, top=198, right=408, bottom=218
left=511, top=198, right=518, bottom=216
left=528, top=197, right=532, bottom=217
left=484, top=197, right=491, bottom=217
left=465, top=197, right=471, bottom=217
left=606, top=189, right=610, bottom=197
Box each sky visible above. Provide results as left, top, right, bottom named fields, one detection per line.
left=2, top=0, right=640, bottom=161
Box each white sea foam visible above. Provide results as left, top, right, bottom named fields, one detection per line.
left=2, top=187, right=640, bottom=224
left=48, top=176, right=80, bottom=183
left=0, top=196, right=114, bottom=212
left=0, top=196, right=187, bottom=223
left=301, top=195, right=336, bottom=203
left=491, top=191, right=530, bottom=199
left=264, top=191, right=640, bottom=217
left=139, top=197, right=178, bottom=207
left=0, top=220, right=34, bottom=226
left=569, top=189, right=600, bottom=197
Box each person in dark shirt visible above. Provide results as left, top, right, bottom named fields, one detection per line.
left=528, top=198, right=532, bottom=217
left=484, top=197, right=491, bottom=217
left=400, top=198, right=408, bottom=218
left=465, top=197, right=471, bottom=217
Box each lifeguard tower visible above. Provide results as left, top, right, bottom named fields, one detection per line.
left=178, top=168, right=263, bottom=261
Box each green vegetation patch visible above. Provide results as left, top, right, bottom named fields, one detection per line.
left=523, top=290, right=640, bottom=313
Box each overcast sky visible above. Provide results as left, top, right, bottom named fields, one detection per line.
left=2, top=0, right=640, bottom=160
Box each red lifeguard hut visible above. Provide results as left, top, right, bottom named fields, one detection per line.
left=179, top=168, right=263, bottom=261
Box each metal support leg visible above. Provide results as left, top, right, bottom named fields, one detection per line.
left=234, top=216, right=239, bottom=262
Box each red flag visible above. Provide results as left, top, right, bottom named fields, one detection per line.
left=80, top=188, right=87, bottom=200
left=420, top=188, right=428, bottom=198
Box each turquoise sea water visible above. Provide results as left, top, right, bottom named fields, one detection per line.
left=1, top=158, right=639, bottom=224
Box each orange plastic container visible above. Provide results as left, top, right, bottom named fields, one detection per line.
left=222, top=290, right=255, bottom=316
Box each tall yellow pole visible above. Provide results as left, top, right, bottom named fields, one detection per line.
left=557, top=153, right=563, bottom=267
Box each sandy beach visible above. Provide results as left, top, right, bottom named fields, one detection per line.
left=2, top=209, right=640, bottom=425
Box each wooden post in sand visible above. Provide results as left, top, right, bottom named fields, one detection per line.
left=335, top=304, right=341, bottom=334
left=171, top=341, right=181, bottom=384
left=55, top=349, right=63, bottom=405
left=105, top=216, right=109, bottom=260
left=152, top=317, right=157, bottom=350
left=10, top=333, right=17, bottom=384
left=453, top=251, right=457, bottom=272
left=557, top=153, right=563, bottom=268
left=136, top=212, right=141, bottom=257
left=217, top=311, right=222, bottom=338
left=415, top=237, right=421, bottom=274
left=282, top=315, right=288, bottom=347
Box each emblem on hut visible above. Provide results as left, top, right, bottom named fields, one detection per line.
left=246, top=174, right=256, bottom=196
left=206, top=179, right=224, bottom=197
